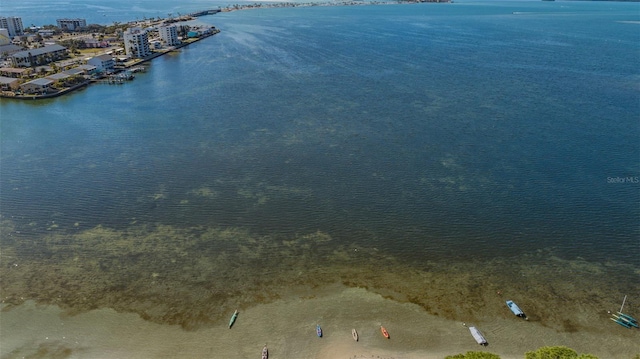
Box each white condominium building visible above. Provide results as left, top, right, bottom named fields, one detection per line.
left=56, top=18, right=87, bottom=31
left=0, top=16, right=24, bottom=37
left=123, top=27, right=151, bottom=58
left=159, top=24, right=179, bottom=46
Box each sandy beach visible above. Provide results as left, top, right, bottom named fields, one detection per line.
left=2, top=285, right=638, bottom=359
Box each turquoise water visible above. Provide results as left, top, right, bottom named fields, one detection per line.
left=1, top=4, right=639, bottom=356
left=1, top=1, right=639, bottom=265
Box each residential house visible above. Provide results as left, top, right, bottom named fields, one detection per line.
left=65, top=64, right=96, bottom=75
left=87, top=54, right=115, bottom=73
left=46, top=72, right=70, bottom=82
left=0, top=76, right=19, bottom=91
left=10, top=44, right=67, bottom=67
left=20, top=78, right=54, bottom=94
left=0, top=67, right=31, bottom=78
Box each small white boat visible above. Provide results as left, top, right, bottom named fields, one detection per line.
left=352, top=328, right=358, bottom=341
left=261, top=344, right=268, bottom=359
left=469, top=326, right=488, bottom=346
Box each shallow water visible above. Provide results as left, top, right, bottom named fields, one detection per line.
left=1, top=1, right=639, bottom=356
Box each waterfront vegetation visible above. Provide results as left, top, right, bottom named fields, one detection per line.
left=525, top=346, right=599, bottom=359
left=445, top=347, right=601, bottom=359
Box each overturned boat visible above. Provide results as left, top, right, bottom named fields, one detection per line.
left=506, top=300, right=528, bottom=320
left=469, top=326, right=488, bottom=346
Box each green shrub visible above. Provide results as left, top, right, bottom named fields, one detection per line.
left=525, top=346, right=599, bottom=359
left=445, top=351, right=501, bottom=359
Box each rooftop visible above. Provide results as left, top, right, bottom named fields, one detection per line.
left=0, top=76, right=19, bottom=84
left=12, top=44, right=66, bottom=58
left=23, top=78, right=53, bottom=86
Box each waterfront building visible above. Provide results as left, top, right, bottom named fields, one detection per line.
left=0, top=67, right=31, bottom=78
left=87, top=54, right=115, bottom=73
left=65, top=64, right=96, bottom=75
left=0, top=16, right=24, bottom=37
left=158, top=24, right=180, bottom=46
left=123, top=27, right=151, bottom=58
left=46, top=72, right=70, bottom=82
left=20, top=78, right=53, bottom=94
left=0, top=76, right=19, bottom=91
left=56, top=18, right=87, bottom=31
left=10, top=44, right=68, bottom=68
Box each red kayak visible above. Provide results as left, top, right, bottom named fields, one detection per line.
left=380, top=326, right=390, bottom=339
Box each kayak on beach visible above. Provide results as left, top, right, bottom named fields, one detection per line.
left=381, top=326, right=390, bottom=339
left=228, top=309, right=238, bottom=328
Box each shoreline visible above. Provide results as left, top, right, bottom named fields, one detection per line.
left=1, top=222, right=638, bottom=357
left=218, top=0, right=450, bottom=13
left=0, top=29, right=219, bottom=101
left=1, top=286, right=637, bottom=358
left=0, top=0, right=451, bottom=101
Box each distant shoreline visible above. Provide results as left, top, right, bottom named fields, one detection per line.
left=0, top=29, right=219, bottom=101
left=218, top=0, right=451, bottom=13
left=1, top=0, right=449, bottom=101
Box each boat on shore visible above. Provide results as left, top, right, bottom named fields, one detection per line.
left=316, top=324, right=322, bottom=337
left=469, top=326, right=488, bottom=346
left=261, top=344, right=268, bottom=359
left=228, top=310, right=238, bottom=328
left=506, top=300, right=528, bottom=319
left=612, top=312, right=638, bottom=329
left=352, top=328, right=358, bottom=341
left=611, top=295, right=639, bottom=329
left=380, top=326, right=390, bottom=339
